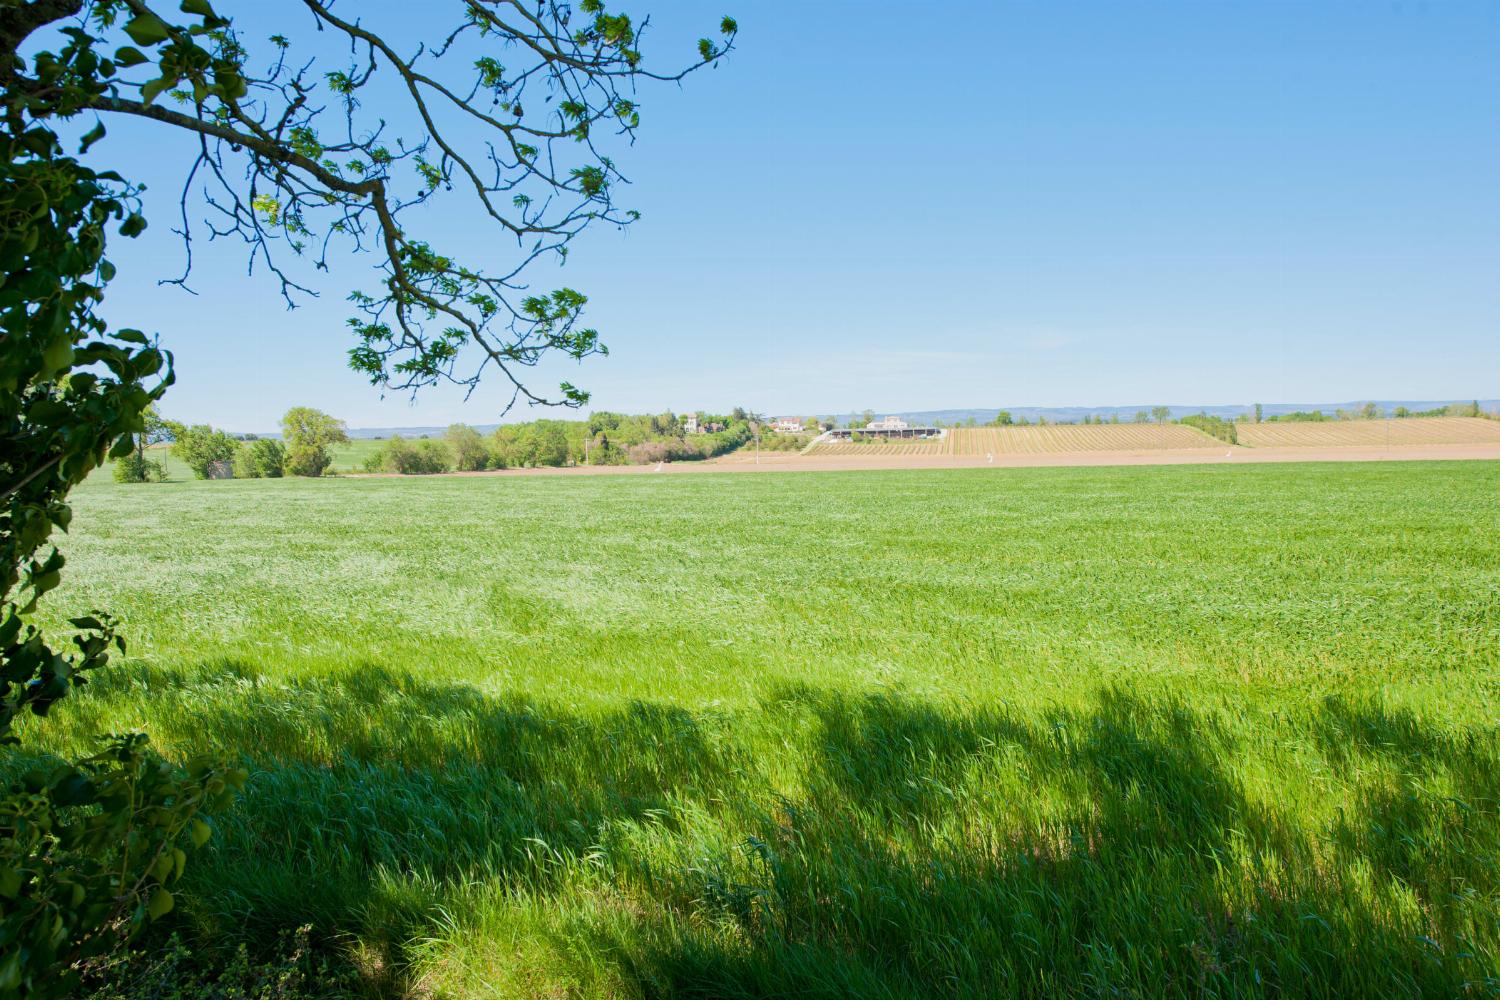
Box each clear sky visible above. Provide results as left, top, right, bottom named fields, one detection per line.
left=86, top=1, right=1499, bottom=431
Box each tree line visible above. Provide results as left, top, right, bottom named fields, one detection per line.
left=366, top=408, right=802, bottom=474
left=114, top=407, right=803, bottom=481
left=114, top=407, right=349, bottom=482
left=1258, top=401, right=1492, bottom=423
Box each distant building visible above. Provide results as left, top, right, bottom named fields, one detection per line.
left=770, top=418, right=805, bottom=434
left=824, top=415, right=941, bottom=442
left=684, top=414, right=699, bottom=434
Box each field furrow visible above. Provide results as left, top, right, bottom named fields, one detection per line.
left=1238, top=416, right=1500, bottom=448
left=947, top=424, right=1218, bottom=454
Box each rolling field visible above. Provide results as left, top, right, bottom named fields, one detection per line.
left=804, top=438, right=948, bottom=456
left=29, top=463, right=1500, bottom=996
left=807, top=424, right=1218, bottom=458
left=1239, top=416, right=1500, bottom=448
left=947, top=423, right=1218, bottom=454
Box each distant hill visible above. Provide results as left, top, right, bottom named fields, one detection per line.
left=238, top=399, right=1498, bottom=438
left=808, top=400, right=1500, bottom=426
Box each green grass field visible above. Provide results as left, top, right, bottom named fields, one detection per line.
left=31, top=462, right=1500, bottom=996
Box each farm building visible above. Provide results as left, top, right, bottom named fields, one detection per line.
left=825, top=416, right=942, bottom=441
left=770, top=417, right=806, bottom=434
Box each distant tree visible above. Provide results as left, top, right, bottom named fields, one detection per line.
left=365, top=436, right=452, bottom=474
left=1109, top=412, right=1121, bottom=424
left=1134, top=410, right=1150, bottom=424
left=1180, top=412, right=1238, bottom=445
left=169, top=424, right=237, bottom=479
left=1254, top=403, right=1264, bottom=424
left=803, top=417, right=821, bottom=433
left=530, top=421, right=573, bottom=467
left=112, top=405, right=171, bottom=483
left=234, top=439, right=286, bottom=479
left=1393, top=406, right=1411, bottom=418
left=280, top=407, right=348, bottom=478
left=111, top=453, right=166, bottom=484
left=1151, top=406, right=1171, bottom=425
left=445, top=424, right=490, bottom=472
left=993, top=410, right=1014, bottom=426
left=861, top=409, right=877, bottom=427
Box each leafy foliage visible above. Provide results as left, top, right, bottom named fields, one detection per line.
left=167, top=423, right=236, bottom=479
left=6, top=0, right=736, bottom=411
left=1, top=0, right=732, bottom=986
left=234, top=438, right=285, bottom=479
left=0, top=736, right=247, bottom=997
left=79, top=924, right=345, bottom=999
left=1178, top=412, right=1238, bottom=444
left=362, top=436, right=453, bottom=476
left=110, top=453, right=165, bottom=483
left=0, top=3, right=241, bottom=990
left=280, top=408, right=347, bottom=479
left=445, top=424, right=490, bottom=473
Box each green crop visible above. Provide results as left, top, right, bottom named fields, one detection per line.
left=36, top=461, right=1500, bottom=997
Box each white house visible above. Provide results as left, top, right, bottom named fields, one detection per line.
left=684, top=414, right=699, bottom=434
left=770, top=418, right=805, bottom=434
left=866, top=415, right=909, bottom=431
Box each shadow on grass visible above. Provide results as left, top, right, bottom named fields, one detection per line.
left=75, top=662, right=1500, bottom=998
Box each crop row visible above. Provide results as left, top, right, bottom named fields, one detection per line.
left=946, top=424, right=1217, bottom=454
left=1238, top=416, right=1500, bottom=448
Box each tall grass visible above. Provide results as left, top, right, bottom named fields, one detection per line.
left=28, top=462, right=1500, bottom=996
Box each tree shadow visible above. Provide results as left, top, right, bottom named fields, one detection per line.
left=75, top=662, right=1500, bottom=998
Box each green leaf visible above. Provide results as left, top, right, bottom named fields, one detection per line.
left=189, top=818, right=212, bottom=847
left=180, top=0, right=215, bottom=15
left=78, top=121, right=106, bottom=153
left=120, top=213, right=148, bottom=238
left=114, top=46, right=149, bottom=67
left=140, top=76, right=173, bottom=105
left=124, top=13, right=172, bottom=47
left=147, top=887, right=174, bottom=919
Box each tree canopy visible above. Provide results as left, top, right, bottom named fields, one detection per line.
left=4, top=0, right=736, bottom=408
left=0, top=1, right=734, bottom=988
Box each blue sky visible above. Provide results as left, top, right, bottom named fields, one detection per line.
left=87, top=1, right=1499, bottom=430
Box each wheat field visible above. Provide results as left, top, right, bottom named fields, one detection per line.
left=36, top=462, right=1500, bottom=997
